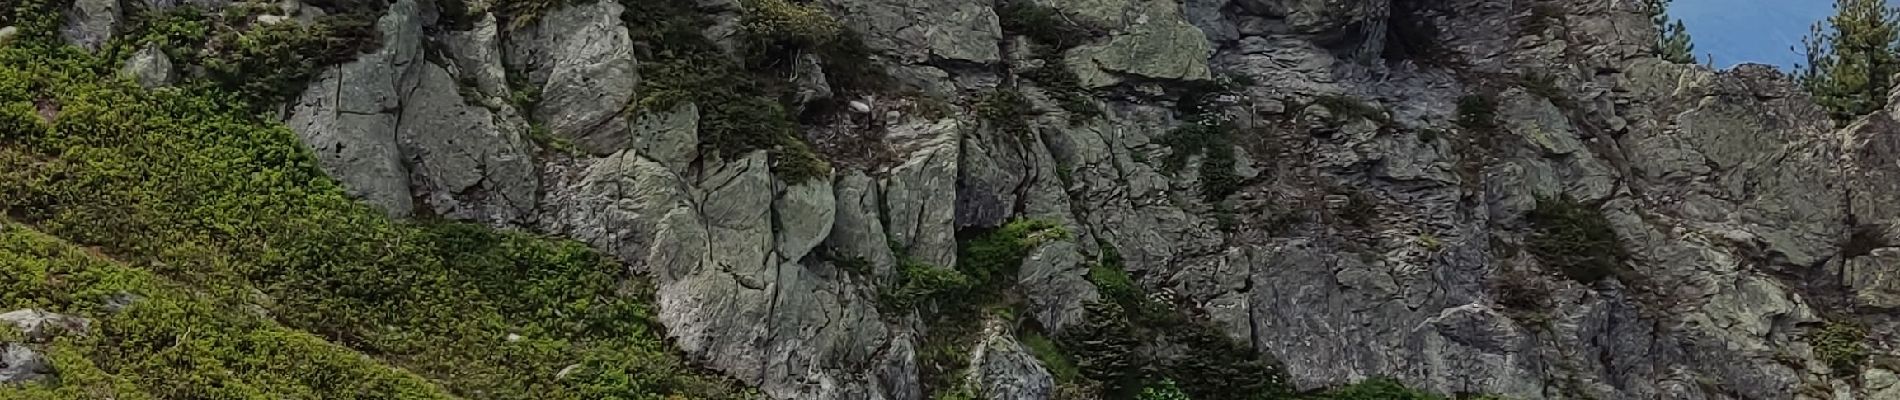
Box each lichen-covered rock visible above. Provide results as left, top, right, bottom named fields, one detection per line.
left=0, top=310, right=90, bottom=341
left=542, top=151, right=915, bottom=399
left=829, top=172, right=901, bottom=279
left=60, top=0, right=119, bottom=51
left=505, top=0, right=638, bottom=155
left=1498, top=89, right=1583, bottom=156
left=119, top=43, right=173, bottom=88
left=0, top=343, right=50, bottom=384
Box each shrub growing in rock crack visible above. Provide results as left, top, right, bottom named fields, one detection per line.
left=997, top=0, right=1099, bottom=51
left=959, top=219, right=1068, bottom=287
left=1457, top=93, right=1500, bottom=134
left=977, top=89, right=1040, bottom=139
left=1810, top=322, right=1868, bottom=375
left=1156, top=116, right=1242, bottom=202
left=1526, top=196, right=1629, bottom=284
left=1520, top=72, right=1572, bottom=108
left=880, top=258, right=973, bottom=311
left=626, top=0, right=833, bottom=182
left=999, top=0, right=1103, bottom=123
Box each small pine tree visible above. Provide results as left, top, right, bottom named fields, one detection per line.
left=1648, top=0, right=1697, bottom=63
left=1798, top=0, right=1900, bottom=122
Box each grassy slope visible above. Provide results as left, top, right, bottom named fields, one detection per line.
left=0, top=34, right=747, bottom=400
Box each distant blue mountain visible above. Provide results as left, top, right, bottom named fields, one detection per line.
left=1670, top=0, right=1863, bottom=70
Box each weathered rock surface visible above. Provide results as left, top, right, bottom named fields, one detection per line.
left=288, top=0, right=537, bottom=225
left=822, top=0, right=1002, bottom=64
left=396, top=63, right=538, bottom=224
left=207, top=0, right=1900, bottom=398
left=286, top=0, right=424, bottom=218
left=970, top=320, right=1054, bottom=400
left=1017, top=240, right=1098, bottom=334
left=505, top=0, right=638, bottom=155
left=119, top=43, right=173, bottom=88
left=0, top=310, right=90, bottom=341
left=0, top=310, right=89, bottom=385
left=60, top=0, right=119, bottom=51
left=1056, top=0, right=1214, bottom=87
left=541, top=150, right=917, bottom=399
left=0, top=343, right=50, bottom=384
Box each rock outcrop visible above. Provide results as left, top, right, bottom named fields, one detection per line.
left=287, top=0, right=536, bottom=225
left=230, top=0, right=1900, bottom=398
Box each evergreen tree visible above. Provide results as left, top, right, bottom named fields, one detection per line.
left=1798, top=0, right=1900, bottom=122
left=1648, top=0, right=1697, bottom=64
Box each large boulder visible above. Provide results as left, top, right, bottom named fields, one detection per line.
left=286, top=0, right=425, bottom=218
left=882, top=118, right=963, bottom=268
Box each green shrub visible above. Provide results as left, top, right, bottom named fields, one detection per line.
left=1087, top=248, right=1141, bottom=309
left=1311, top=378, right=1449, bottom=400
left=1137, top=379, right=1192, bottom=400
left=0, top=222, right=455, bottom=399
left=977, top=89, right=1039, bottom=139
left=1155, top=119, right=1242, bottom=202
left=1811, top=322, right=1869, bottom=375
left=999, top=0, right=1103, bottom=123
left=1022, top=331, right=1081, bottom=383
left=1064, top=302, right=1145, bottom=394
left=958, top=219, right=1068, bottom=286
left=880, top=258, right=974, bottom=310
left=737, top=0, right=842, bottom=50
left=1456, top=94, right=1499, bottom=134
left=997, top=0, right=1099, bottom=52
left=113, top=4, right=382, bottom=109
left=1164, top=322, right=1289, bottom=400
left=1021, top=63, right=1100, bottom=123
left=1520, top=73, right=1565, bottom=103
left=1526, top=196, right=1628, bottom=284
left=627, top=0, right=832, bottom=182
left=0, top=46, right=747, bottom=399
left=495, top=0, right=566, bottom=29
left=0, top=0, right=63, bottom=43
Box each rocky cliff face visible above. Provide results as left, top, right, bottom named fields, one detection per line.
left=50, top=0, right=1900, bottom=399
